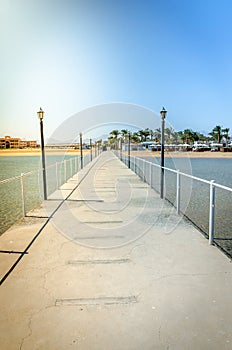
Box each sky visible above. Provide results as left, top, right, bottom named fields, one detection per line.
left=1, top=0, right=232, bottom=142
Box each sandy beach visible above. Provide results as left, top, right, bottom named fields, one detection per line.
left=1, top=148, right=232, bottom=158
left=133, top=150, right=232, bottom=158
left=0, top=148, right=89, bottom=157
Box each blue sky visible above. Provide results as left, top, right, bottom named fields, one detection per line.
left=1, top=0, right=232, bottom=141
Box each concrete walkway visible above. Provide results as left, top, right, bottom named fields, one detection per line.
left=0, top=151, right=232, bottom=350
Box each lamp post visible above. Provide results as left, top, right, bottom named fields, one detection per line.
left=160, top=107, right=167, bottom=199
left=120, top=137, right=122, bottom=161
left=128, top=132, right=131, bottom=169
left=37, top=107, right=47, bottom=200
left=95, top=142, right=97, bottom=157
left=80, top=132, right=83, bottom=169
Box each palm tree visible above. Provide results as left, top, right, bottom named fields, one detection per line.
left=172, top=131, right=180, bottom=144
left=185, top=129, right=192, bottom=144
left=110, top=129, right=119, bottom=139
left=131, top=132, right=140, bottom=143
left=137, top=130, right=146, bottom=142
left=209, top=125, right=223, bottom=143
left=143, top=128, right=151, bottom=141
left=182, top=129, right=199, bottom=144
left=165, top=127, right=176, bottom=144
left=149, top=129, right=154, bottom=140
left=153, top=128, right=161, bottom=143
left=178, top=131, right=186, bottom=144
left=222, top=127, right=230, bottom=146
left=120, top=129, right=129, bottom=141
left=197, top=132, right=210, bottom=142
left=108, top=136, right=114, bottom=144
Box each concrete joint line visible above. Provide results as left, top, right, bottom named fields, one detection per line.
left=82, top=220, right=123, bottom=224
left=67, top=258, right=131, bottom=265
left=55, top=296, right=138, bottom=306
left=76, top=235, right=124, bottom=240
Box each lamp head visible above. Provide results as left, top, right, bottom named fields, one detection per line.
left=37, top=107, right=44, bottom=120
left=160, top=107, right=167, bottom=119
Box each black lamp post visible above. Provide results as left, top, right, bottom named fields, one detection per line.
left=120, top=137, right=122, bottom=161
left=37, top=107, right=47, bottom=200
left=95, top=142, right=97, bottom=157
left=80, top=132, right=83, bottom=169
left=160, top=107, right=167, bottom=199
left=128, top=132, right=131, bottom=169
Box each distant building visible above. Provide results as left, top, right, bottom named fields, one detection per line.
left=0, top=136, right=38, bottom=149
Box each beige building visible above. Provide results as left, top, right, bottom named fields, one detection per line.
left=0, top=135, right=38, bottom=149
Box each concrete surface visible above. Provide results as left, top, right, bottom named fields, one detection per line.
left=0, top=151, right=232, bottom=350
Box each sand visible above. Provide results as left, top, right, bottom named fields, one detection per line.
left=0, top=148, right=89, bottom=157
left=1, top=148, right=232, bottom=158
left=133, top=150, right=232, bottom=158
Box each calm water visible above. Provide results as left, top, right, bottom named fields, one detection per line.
left=143, top=156, right=232, bottom=256
left=1, top=155, right=232, bottom=256
left=0, top=155, right=81, bottom=235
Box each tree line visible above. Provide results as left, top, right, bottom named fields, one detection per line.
left=108, top=125, right=230, bottom=145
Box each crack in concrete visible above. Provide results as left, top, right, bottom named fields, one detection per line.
left=19, top=312, right=33, bottom=350
left=18, top=266, right=56, bottom=349
left=151, top=271, right=232, bottom=282
left=19, top=304, right=54, bottom=350
left=18, top=267, right=59, bottom=348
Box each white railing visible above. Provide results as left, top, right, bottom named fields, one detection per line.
left=0, top=151, right=99, bottom=234
left=115, top=151, right=232, bottom=255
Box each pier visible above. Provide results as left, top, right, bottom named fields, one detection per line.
left=0, top=151, right=232, bottom=349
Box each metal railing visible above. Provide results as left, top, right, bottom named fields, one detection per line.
left=0, top=151, right=98, bottom=235
left=115, top=151, right=232, bottom=258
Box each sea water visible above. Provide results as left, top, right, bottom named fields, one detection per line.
left=0, top=155, right=79, bottom=235
left=1, top=155, right=232, bottom=256
left=146, top=156, right=232, bottom=256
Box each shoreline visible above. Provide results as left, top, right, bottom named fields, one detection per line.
left=1, top=148, right=232, bottom=158
left=0, top=148, right=88, bottom=157
left=133, top=150, right=232, bottom=159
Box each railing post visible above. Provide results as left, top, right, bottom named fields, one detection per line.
left=120, top=139, right=122, bottom=161
left=20, top=173, right=26, bottom=217
left=128, top=132, right=131, bottom=169
left=176, top=170, right=180, bottom=215
left=150, top=162, right=152, bottom=187
left=143, top=159, right=145, bottom=182
left=80, top=133, right=83, bottom=169
left=70, top=158, right=73, bottom=177
left=138, top=158, right=141, bottom=178
left=90, top=138, right=93, bottom=162
left=56, top=162, right=59, bottom=189
left=75, top=157, right=77, bottom=173
left=209, top=180, right=215, bottom=245
left=64, top=160, right=67, bottom=183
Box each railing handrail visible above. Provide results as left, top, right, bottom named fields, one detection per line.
left=0, top=169, right=39, bottom=185
left=116, top=150, right=232, bottom=254
left=0, top=156, right=81, bottom=185
left=0, top=175, right=23, bottom=184
left=133, top=155, right=232, bottom=192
